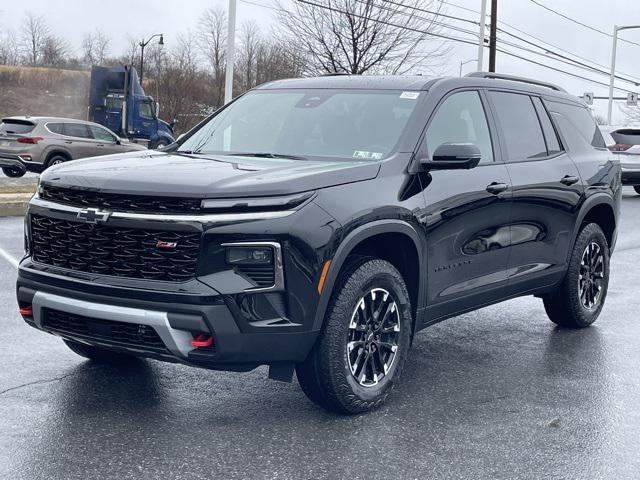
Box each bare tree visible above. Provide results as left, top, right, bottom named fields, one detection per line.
left=197, top=7, right=227, bottom=107
left=236, top=21, right=261, bottom=91
left=82, top=31, right=111, bottom=66
left=40, top=35, right=69, bottom=67
left=20, top=12, right=50, bottom=66
left=0, top=29, right=20, bottom=65
left=277, top=0, right=449, bottom=75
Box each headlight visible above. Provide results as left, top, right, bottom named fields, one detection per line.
left=226, top=246, right=274, bottom=265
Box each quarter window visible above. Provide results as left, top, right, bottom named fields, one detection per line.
left=425, top=91, right=494, bottom=164
left=46, top=123, right=64, bottom=135
left=489, top=91, right=547, bottom=161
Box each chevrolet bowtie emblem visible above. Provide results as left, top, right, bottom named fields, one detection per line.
left=77, top=208, right=111, bottom=224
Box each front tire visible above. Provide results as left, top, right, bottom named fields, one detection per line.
left=634, top=186, right=640, bottom=195
left=2, top=167, right=25, bottom=177
left=296, top=258, right=412, bottom=414
left=543, top=223, right=609, bottom=328
left=63, top=339, right=136, bottom=363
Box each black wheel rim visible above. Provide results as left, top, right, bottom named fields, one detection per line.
left=579, top=241, right=605, bottom=310
left=347, top=288, right=400, bottom=388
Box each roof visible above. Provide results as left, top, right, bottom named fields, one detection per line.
left=2, top=116, right=97, bottom=125
left=257, top=72, right=582, bottom=105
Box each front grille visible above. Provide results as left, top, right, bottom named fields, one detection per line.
left=236, top=264, right=276, bottom=287
left=43, top=309, right=168, bottom=354
left=30, top=214, right=201, bottom=282
left=40, top=184, right=202, bottom=214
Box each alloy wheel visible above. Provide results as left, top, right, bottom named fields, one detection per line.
left=347, top=288, right=401, bottom=387
left=578, top=241, right=605, bottom=310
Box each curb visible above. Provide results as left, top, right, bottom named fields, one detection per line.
left=0, top=194, right=32, bottom=217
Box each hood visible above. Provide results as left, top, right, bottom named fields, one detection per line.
left=40, top=151, right=381, bottom=198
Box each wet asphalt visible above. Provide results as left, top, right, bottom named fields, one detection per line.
left=1, top=189, right=640, bottom=480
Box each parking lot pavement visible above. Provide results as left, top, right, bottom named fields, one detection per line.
left=1, top=190, right=640, bottom=480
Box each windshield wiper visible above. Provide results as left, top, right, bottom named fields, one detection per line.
left=225, top=152, right=308, bottom=160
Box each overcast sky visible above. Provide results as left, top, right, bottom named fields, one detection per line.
left=1, top=0, right=639, bottom=123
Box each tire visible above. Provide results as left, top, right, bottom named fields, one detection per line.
left=63, top=339, right=136, bottom=363
left=543, top=223, right=610, bottom=328
left=2, top=167, right=25, bottom=177
left=634, top=186, right=640, bottom=195
left=46, top=154, right=68, bottom=169
left=296, top=258, right=413, bottom=414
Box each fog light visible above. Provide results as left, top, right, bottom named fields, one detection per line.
left=226, top=246, right=273, bottom=265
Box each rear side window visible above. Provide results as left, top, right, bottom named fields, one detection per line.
left=47, top=123, right=64, bottom=135
left=0, top=119, right=35, bottom=134
left=547, top=101, right=605, bottom=149
left=63, top=123, right=91, bottom=139
left=489, top=91, right=547, bottom=161
left=610, top=129, right=640, bottom=146
left=531, top=97, right=562, bottom=155
left=425, top=90, right=494, bottom=164
left=89, top=125, right=116, bottom=142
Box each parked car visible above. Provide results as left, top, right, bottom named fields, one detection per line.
left=0, top=116, right=146, bottom=177
left=17, top=73, right=620, bottom=414
left=605, top=126, right=640, bottom=194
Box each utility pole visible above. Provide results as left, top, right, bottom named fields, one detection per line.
left=488, top=0, right=498, bottom=72
left=476, top=0, right=487, bottom=71
left=224, top=0, right=237, bottom=104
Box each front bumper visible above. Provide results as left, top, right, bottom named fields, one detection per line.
left=17, top=265, right=318, bottom=371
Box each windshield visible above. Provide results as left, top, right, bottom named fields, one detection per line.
left=179, top=89, right=421, bottom=160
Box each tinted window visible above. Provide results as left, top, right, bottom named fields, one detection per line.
left=63, top=123, right=91, bottom=139
left=425, top=91, right=494, bottom=164
left=531, top=97, right=562, bottom=155
left=547, top=101, right=605, bottom=148
left=490, top=91, right=547, bottom=161
left=89, top=125, right=116, bottom=142
left=0, top=120, right=35, bottom=134
left=47, top=123, right=64, bottom=135
left=610, top=129, right=640, bottom=146
left=139, top=102, right=154, bottom=119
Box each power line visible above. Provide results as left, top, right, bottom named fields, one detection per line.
left=528, top=0, right=640, bottom=49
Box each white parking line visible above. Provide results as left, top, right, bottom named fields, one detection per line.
left=0, top=246, right=19, bottom=269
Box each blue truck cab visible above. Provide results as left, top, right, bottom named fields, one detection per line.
left=89, top=65, right=174, bottom=149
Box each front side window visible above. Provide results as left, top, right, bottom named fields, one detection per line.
left=490, top=91, right=547, bottom=161
left=89, top=125, right=116, bottom=142
left=425, top=90, right=494, bottom=164
left=139, top=102, right=154, bottom=119
left=179, top=89, right=420, bottom=160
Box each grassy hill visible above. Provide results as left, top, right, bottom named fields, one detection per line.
left=0, top=65, right=89, bottom=120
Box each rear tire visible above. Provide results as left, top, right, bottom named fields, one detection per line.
left=634, top=186, right=640, bottom=195
left=63, top=339, right=136, bottom=363
left=46, top=154, right=68, bottom=169
left=296, top=258, right=412, bottom=414
left=2, top=167, right=25, bottom=178
left=543, top=223, right=609, bottom=328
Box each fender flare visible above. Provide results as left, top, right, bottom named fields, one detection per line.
left=311, top=219, right=426, bottom=331
left=568, top=192, right=617, bottom=259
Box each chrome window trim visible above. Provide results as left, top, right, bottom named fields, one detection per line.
left=29, top=197, right=295, bottom=223
left=221, top=241, right=285, bottom=293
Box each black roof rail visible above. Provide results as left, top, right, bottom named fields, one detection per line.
left=465, top=71, right=567, bottom=93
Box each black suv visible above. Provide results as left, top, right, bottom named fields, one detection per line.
left=17, top=72, right=621, bottom=413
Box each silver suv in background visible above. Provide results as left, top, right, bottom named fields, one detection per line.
left=0, top=116, right=147, bottom=177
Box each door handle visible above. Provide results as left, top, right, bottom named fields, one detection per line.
left=97, top=144, right=105, bottom=147
left=560, top=175, right=579, bottom=186
left=64, top=141, right=72, bottom=144
left=486, top=182, right=509, bottom=194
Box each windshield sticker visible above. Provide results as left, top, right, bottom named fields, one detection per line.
left=400, top=91, right=420, bottom=100
left=353, top=150, right=383, bottom=160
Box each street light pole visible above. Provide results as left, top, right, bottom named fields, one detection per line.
left=224, top=0, right=237, bottom=104
left=608, top=25, right=640, bottom=125
left=476, top=0, right=488, bottom=71
left=459, top=59, right=476, bottom=77
left=139, top=33, right=164, bottom=83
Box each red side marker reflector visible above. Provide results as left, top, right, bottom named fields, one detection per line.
left=191, top=333, right=213, bottom=348
left=19, top=305, right=33, bottom=316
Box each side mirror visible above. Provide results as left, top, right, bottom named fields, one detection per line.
left=115, top=137, right=121, bottom=145
left=421, top=142, right=482, bottom=170
left=155, top=102, right=160, bottom=117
